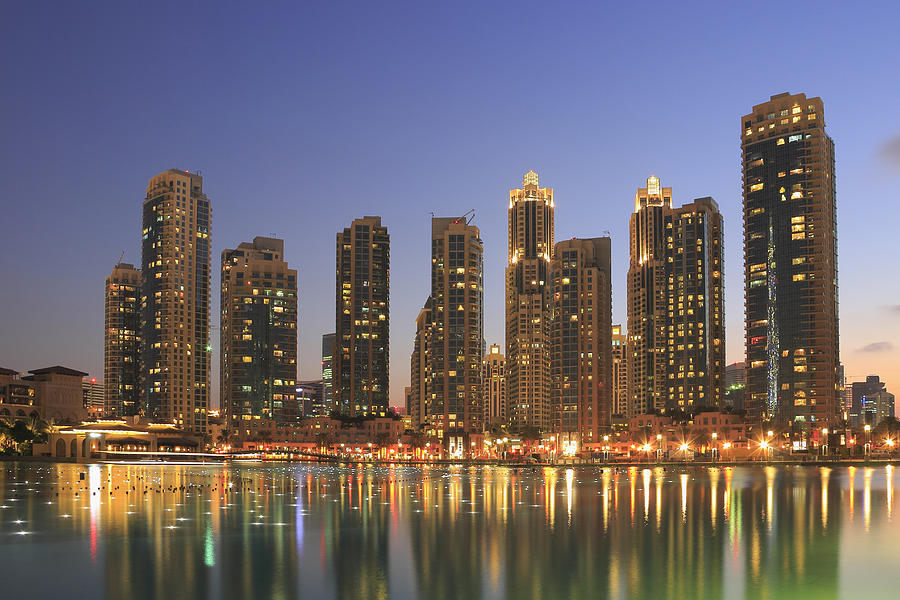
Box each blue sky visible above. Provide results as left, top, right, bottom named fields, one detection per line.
left=1, top=1, right=899, bottom=408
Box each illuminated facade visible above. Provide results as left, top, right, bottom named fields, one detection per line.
left=321, top=333, right=335, bottom=408
left=551, top=237, right=613, bottom=445
left=742, top=93, right=840, bottom=430
left=482, top=345, right=506, bottom=427
left=506, top=170, right=554, bottom=432
left=427, top=216, right=483, bottom=436
left=220, top=237, right=297, bottom=437
left=408, top=297, right=432, bottom=429
left=627, top=177, right=724, bottom=416
left=104, top=262, right=141, bottom=417
left=611, top=324, right=627, bottom=417
left=140, top=169, right=210, bottom=433
left=334, top=217, right=390, bottom=416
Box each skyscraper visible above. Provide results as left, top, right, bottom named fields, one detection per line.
left=551, top=237, right=613, bottom=448
left=104, top=262, right=141, bottom=417
left=611, top=325, right=627, bottom=417
left=742, top=93, right=840, bottom=432
left=408, top=297, right=432, bottom=429
left=427, top=216, right=483, bottom=442
left=140, top=169, right=210, bottom=433
left=220, top=237, right=297, bottom=436
left=627, top=177, right=724, bottom=417
left=321, top=333, right=335, bottom=409
left=482, top=345, right=506, bottom=428
left=334, top=216, right=390, bottom=416
left=506, top=170, right=554, bottom=432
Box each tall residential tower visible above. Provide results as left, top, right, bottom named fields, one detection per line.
left=334, top=217, right=390, bottom=416
left=220, top=237, right=298, bottom=437
left=104, top=262, right=141, bottom=417
left=506, top=170, right=554, bottom=432
left=742, top=93, right=839, bottom=431
left=140, top=169, right=211, bottom=433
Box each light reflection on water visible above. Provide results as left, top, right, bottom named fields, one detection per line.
left=1, top=462, right=899, bottom=599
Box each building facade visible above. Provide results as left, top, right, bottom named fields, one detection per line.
left=104, top=262, right=141, bottom=417
left=482, top=345, right=506, bottom=428
left=506, top=170, right=554, bottom=432
left=220, top=237, right=298, bottom=436
left=427, top=216, right=484, bottom=441
left=742, top=93, right=840, bottom=431
left=408, top=298, right=432, bottom=429
left=611, top=325, right=627, bottom=417
left=321, top=333, right=335, bottom=409
left=140, top=169, right=211, bottom=433
left=334, top=217, right=390, bottom=416
left=850, top=376, right=895, bottom=429
left=627, top=177, right=724, bottom=417
left=551, top=237, right=613, bottom=447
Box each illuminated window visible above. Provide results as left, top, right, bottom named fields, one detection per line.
left=793, top=274, right=806, bottom=281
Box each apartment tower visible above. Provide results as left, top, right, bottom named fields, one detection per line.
left=104, top=262, right=141, bottom=417
left=742, top=93, right=839, bottom=431
left=220, top=237, right=298, bottom=437
left=140, top=169, right=210, bottom=433
left=427, top=216, right=484, bottom=440
left=408, top=298, right=432, bottom=429
left=506, top=170, right=554, bottom=432
left=482, top=345, right=506, bottom=428
left=334, top=217, right=390, bottom=416
left=551, top=237, right=613, bottom=447
left=321, top=333, right=335, bottom=409
left=611, top=325, right=627, bottom=417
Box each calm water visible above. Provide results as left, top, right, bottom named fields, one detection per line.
left=1, top=462, right=899, bottom=599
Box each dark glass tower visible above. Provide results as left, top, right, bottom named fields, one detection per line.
left=104, top=262, right=141, bottom=417
left=742, top=93, right=839, bottom=433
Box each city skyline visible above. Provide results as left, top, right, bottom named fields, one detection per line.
left=2, top=3, right=900, bottom=410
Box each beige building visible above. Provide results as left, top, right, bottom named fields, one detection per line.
left=427, top=216, right=483, bottom=439
left=506, top=170, right=554, bottom=432
left=140, top=169, right=211, bottom=433
left=482, top=345, right=506, bottom=427
left=408, top=297, right=432, bottom=429
left=334, top=217, right=390, bottom=416
left=26, top=366, right=88, bottom=423
left=626, top=177, right=724, bottom=417
left=220, top=237, right=298, bottom=437
left=104, top=262, right=141, bottom=417
left=612, top=325, right=627, bottom=417
left=551, top=237, right=613, bottom=447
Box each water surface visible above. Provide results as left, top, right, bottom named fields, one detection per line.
left=1, top=461, right=898, bottom=599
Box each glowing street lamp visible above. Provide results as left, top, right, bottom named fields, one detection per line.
left=864, top=424, right=872, bottom=457
left=821, top=428, right=829, bottom=459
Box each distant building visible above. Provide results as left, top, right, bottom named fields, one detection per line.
left=427, top=216, right=484, bottom=439
left=611, top=325, right=627, bottom=417
left=551, top=236, right=613, bottom=447
left=220, top=237, right=298, bottom=436
left=104, top=262, right=141, bottom=417
left=850, top=376, right=895, bottom=428
left=482, top=345, right=506, bottom=427
left=82, top=377, right=104, bottom=417
left=334, top=217, right=390, bottom=416
left=297, top=379, right=325, bottom=417
left=141, top=169, right=211, bottom=433
left=742, top=93, right=840, bottom=431
left=626, top=176, right=724, bottom=417
left=725, top=362, right=747, bottom=412
left=408, top=298, right=432, bottom=429
left=506, top=170, right=554, bottom=432
left=0, top=368, right=37, bottom=420
left=321, top=333, right=335, bottom=407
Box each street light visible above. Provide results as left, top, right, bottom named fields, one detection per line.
left=711, top=432, right=718, bottom=461
left=864, top=424, right=872, bottom=457
left=821, top=428, right=829, bottom=459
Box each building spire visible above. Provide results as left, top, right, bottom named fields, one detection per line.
left=523, top=169, right=539, bottom=187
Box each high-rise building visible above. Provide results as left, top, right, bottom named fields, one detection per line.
left=482, top=345, right=506, bottom=428
left=334, top=216, right=390, bottom=416
left=850, top=376, right=894, bottom=429
left=611, top=325, right=627, bottom=417
left=82, top=377, right=104, bottom=416
left=551, top=237, right=613, bottom=448
left=408, top=297, right=432, bottom=429
left=626, top=177, right=724, bottom=417
left=104, top=262, right=141, bottom=417
left=725, top=362, right=748, bottom=412
left=321, top=333, right=335, bottom=408
left=427, top=216, right=483, bottom=440
left=506, top=170, right=554, bottom=432
left=742, top=93, right=840, bottom=431
left=220, top=237, right=297, bottom=435
left=297, top=379, right=325, bottom=417
left=140, top=169, right=211, bottom=433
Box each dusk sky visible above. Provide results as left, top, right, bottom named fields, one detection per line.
left=1, top=1, right=899, bottom=409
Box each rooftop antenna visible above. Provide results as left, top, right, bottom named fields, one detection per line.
left=117, top=250, right=125, bottom=266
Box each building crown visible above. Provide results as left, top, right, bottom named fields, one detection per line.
left=523, top=170, right=539, bottom=187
